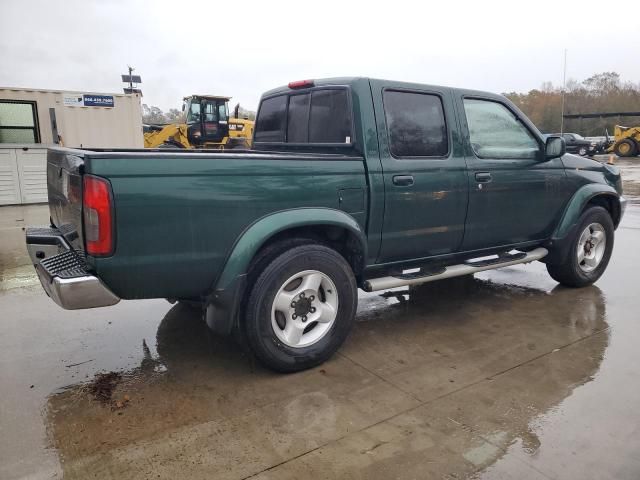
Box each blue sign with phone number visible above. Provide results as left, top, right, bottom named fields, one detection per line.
left=83, top=94, right=114, bottom=107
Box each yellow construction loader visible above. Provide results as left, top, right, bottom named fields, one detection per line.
left=143, top=95, right=254, bottom=149
left=607, top=125, right=640, bottom=157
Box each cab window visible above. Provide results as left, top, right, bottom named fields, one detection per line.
left=187, top=102, right=201, bottom=123
left=254, top=95, right=287, bottom=142
left=204, top=102, right=217, bottom=122
left=308, top=89, right=351, bottom=143
left=218, top=103, right=227, bottom=121
left=255, top=88, right=352, bottom=144
left=287, top=93, right=310, bottom=143
left=383, top=90, right=448, bottom=157
left=463, top=99, right=538, bottom=159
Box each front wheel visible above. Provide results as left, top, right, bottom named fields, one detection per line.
left=244, top=243, right=357, bottom=372
left=614, top=139, right=637, bottom=157
left=578, top=146, right=588, bottom=156
left=546, top=206, right=614, bottom=287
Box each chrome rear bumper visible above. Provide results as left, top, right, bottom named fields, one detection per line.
left=26, top=227, right=120, bottom=310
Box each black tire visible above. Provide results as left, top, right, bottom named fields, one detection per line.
left=227, top=139, right=250, bottom=150
left=158, top=141, right=184, bottom=149
left=578, top=146, right=588, bottom=156
left=177, top=299, right=204, bottom=311
left=546, top=206, right=614, bottom=288
left=244, top=243, right=357, bottom=372
left=614, top=139, right=637, bottom=157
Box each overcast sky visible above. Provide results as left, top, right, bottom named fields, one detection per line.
left=1, top=0, right=638, bottom=111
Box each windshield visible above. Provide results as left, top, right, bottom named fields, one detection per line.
left=186, top=100, right=201, bottom=124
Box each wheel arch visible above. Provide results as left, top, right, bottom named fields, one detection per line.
left=553, top=184, right=621, bottom=241
left=545, top=185, right=620, bottom=266
left=204, top=208, right=366, bottom=335
left=215, top=208, right=366, bottom=293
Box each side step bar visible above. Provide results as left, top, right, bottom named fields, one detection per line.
left=363, top=247, right=548, bottom=292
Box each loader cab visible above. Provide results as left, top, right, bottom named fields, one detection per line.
left=183, top=95, right=230, bottom=146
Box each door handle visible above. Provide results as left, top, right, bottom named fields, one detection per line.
left=392, top=175, right=414, bottom=186
left=475, top=172, right=492, bottom=183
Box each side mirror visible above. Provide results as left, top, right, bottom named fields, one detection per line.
left=545, top=135, right=565, bottom=160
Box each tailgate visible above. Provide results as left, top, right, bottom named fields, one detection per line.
left=46, top=148, right=85, bottom=252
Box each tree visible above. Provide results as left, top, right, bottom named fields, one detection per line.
left=504, top=72, right=640, bottom=136
left=142, top=104, right=169, bottom=124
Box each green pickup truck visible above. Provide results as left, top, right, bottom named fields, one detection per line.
left=27, top=77, right=626, bottom=372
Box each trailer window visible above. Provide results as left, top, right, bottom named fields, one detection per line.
left=0, top=100, right=40, bottom=144
left=254, top=95, right=287, bottom=142
left=383, top=91, right=448, bottom=157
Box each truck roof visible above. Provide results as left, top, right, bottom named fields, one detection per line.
left=260, top=77, right=506, bottom=102
left=184, top=95, right=232, bottom=101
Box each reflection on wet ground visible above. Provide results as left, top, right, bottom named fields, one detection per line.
left=0, top=157, right=639, bottom=479
left=37, top=277, right=610, bottom=479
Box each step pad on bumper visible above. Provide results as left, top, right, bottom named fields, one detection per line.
left=40, top=250, right=87, bottom=279
left=27, top=228, right=120, bottom=310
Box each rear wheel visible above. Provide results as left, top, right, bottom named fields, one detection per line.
left=227, top=139, right=250, bottom=150
left=243, top=243, right=357, bottom=372
left=546, top=206, right=614, bottom=287
left=578, top=146, right=588, bottom=156
left=158, top=141, right=184, bottom=149
left=614, top=139, right=637, bottom=157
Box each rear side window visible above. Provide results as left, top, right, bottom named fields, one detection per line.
left=255, top=88, right=352, bottom=144
left=463, top=99, right=538, bottom=159
left=383, top=91, right=448, bottom=157
left=254, top=95, right=287, bottom=142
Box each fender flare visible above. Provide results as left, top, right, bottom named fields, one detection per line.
left=204, top=208, right=366, bottom=335
left=214, top=207, right=367, bottom=292
left=553, top=184, right=620, bottom=241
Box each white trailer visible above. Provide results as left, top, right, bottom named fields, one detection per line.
left=0, top=87, right=143, bottom=205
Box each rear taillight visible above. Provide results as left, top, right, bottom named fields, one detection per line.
left=83, top=175, right=114, bottom=256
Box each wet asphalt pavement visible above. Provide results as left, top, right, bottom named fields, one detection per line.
left=1, top=158, right=640, bottom=479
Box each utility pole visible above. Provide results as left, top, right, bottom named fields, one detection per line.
left=128, top=65, right=134, bottom=93
left=560, top=49, right=567, bottom=134
left=121, top=67, right=142, bottom=95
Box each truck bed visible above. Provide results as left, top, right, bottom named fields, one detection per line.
left=46, top=146, right=368, bottom=300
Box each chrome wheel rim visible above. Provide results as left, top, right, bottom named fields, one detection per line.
left=577, top=223, right=606, bottom=273
left=271, top=270, right=339, bottom=348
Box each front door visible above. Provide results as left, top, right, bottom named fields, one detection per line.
left=457, top=95, right=570, bottom=251
left=562, top=133, right=578, bottom=153
left=371, top=81, right=469, bottom=264
left=201, top=100, right=226, bottom=143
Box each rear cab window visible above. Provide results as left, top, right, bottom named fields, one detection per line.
left=254, top=87, right=353, bottom=147
left=254, top=95, right=287, bottom=142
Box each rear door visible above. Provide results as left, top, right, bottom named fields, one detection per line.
left=370, top=80, right=469, bottom=263
left=456, top=95, right=569, bottom=251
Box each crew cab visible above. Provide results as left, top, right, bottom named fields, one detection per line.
left=27, top=77, right=626, bottom=372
